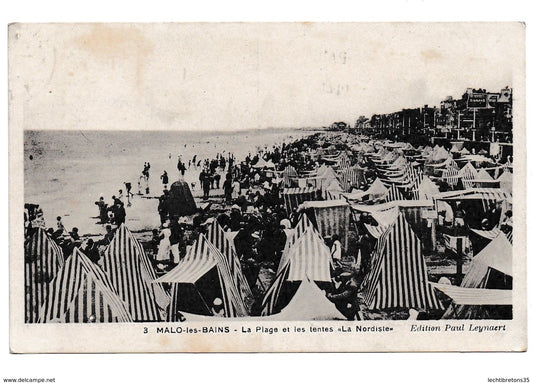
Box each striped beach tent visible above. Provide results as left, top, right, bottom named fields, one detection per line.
left=39, top=248, right=132, bottom=323
left=285, top=228, right=332, bottom=282
left=384, top=183, right=405, bottom=202
left=261, top=226, right=332, bottom=316
left=442, top=159, right=460, bottom=187
left=339, top=166, right=366, bottom=192
left=364, top=223, right=389, bottom=239
left=362, top=212, right=443, bottom=310
left=205, top=220, right=254, bottom=311
left=434, top=188, right=512, bottom=211
left=335, top=152, right=351, bottom=169
left=157, top=233, right=249, bottom=318
left=261, top=266, right=290, bottom=316
left=102, top=224, right=170, bottom=321
left=298, top=200, right=351, bottom=249
left=278, top=213, right=317, bottom=269
left=25, top=227, right=65, bottom=323
left=282, top=186, right=318, bottom=213
left=407, top=164, right=424, bottom=199
left=282, top=165, right=299, bottom=187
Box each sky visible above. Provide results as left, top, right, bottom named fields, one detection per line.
left=10, top=22, right=524, bottom=131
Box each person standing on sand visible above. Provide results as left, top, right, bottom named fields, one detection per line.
left=55, top=216, right=66, bottom=237
left=95, top=196, right=108, bottom=224
left=231, top=178, right=241, bottom=200
left=177, top=159, right=186, bottom=177
left=200, top=169, right=211, bottom=200
left=330, top=234, right=342, bottom=263
left=223, top=174, right=233, bottom=203
left=156, top=223, right=172, bottom=270
left=158, top=190, right=169, bottom=225
left=114, top=200, right=126, bottom=226
left=214, top=172, right=221, bottom=189
left=160, top=170, right=169, bottom=190
left=124, top=182, right=133, bottom=206
left=137, top=175, right=144, bottom=195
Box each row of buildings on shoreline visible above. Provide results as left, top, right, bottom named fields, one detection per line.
left=343, top=87, right=513, bottom=145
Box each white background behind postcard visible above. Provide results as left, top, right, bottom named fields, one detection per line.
left=3, top=2, right=533, bottom=383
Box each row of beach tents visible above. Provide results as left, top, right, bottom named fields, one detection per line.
left=24, top=137, right=513, bottom=322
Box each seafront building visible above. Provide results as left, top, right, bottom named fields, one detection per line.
left=355, top=87, right=513, bottom=144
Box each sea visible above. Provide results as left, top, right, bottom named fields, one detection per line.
left=24, top=129, right=313, bottom=235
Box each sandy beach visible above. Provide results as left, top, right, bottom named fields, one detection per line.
left=24, top=129, right=311, bottom=235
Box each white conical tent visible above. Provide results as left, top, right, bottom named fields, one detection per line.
left=364, top=206, right=400, bottom=239
left=417, top=176, right=440, bottom=200
left=263, top=160, right=276, bottom=169
left=253, top=157, right=268, bottom=168
left=391, top=156, right=407, bottom=169
left=367, top=178, right=388, bottom=198
left=273, top=278, right=346, bottom=320
left=476, top=168, right=493, bottom=180
left=461, top=232, right=512, bottom=289
left=102, top=224, right=170, bottom=321
left=315, top=165, right=330, bottom=178
left=25, top=227, right=65, bottom=323
left=324, top=178, right=344, bottom=200
left=318, top=167, right=339, bottom=191
left=441, top=232, right=513, bottom=319
left=39, top=248, right=133, bottom=323
left=498, top=171, right=513, bottom=194
left=432, top=147, right=450, bottom=162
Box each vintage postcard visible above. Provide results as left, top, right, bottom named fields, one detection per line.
left=9, top=22, right=526, bottom=352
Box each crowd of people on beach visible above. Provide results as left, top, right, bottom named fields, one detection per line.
left=139, top=139, right=375, bottom=317
left=24, top=203, right=117, bottom=265
left=24, top=126, right=514, bottom=321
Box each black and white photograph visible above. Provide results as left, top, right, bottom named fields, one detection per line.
left=9, top=22, right=526, bottom=353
